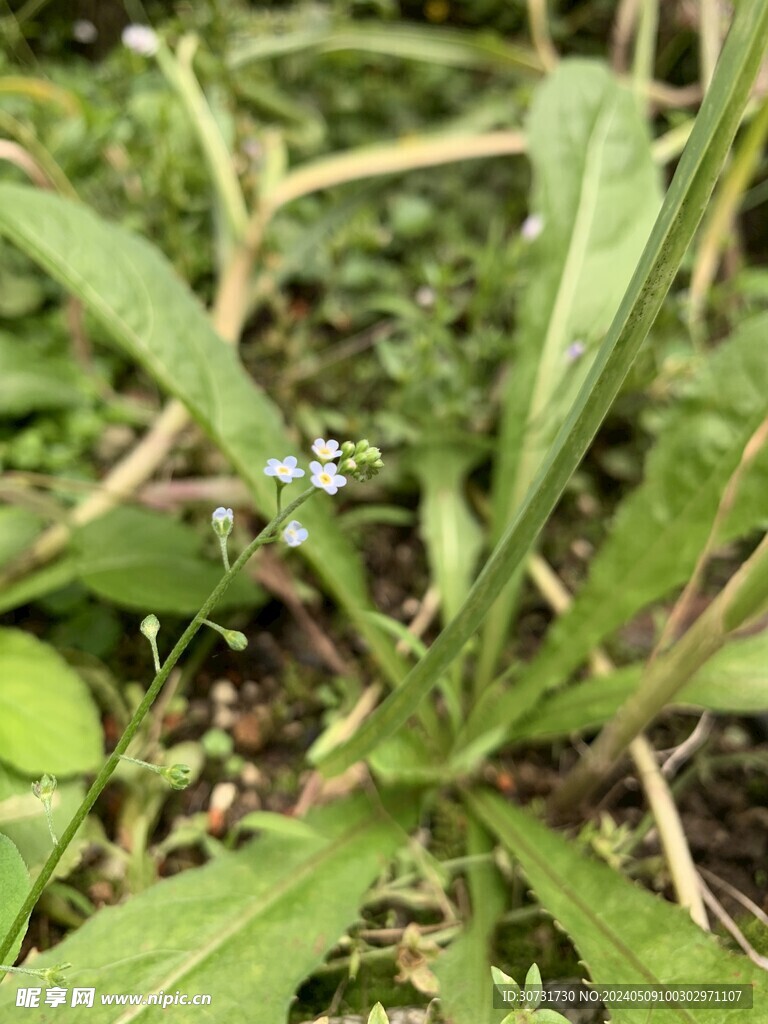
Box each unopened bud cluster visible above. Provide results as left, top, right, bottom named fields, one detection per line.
left=337, top=440, right=384, bottom=482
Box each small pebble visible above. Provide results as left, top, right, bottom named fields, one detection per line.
left=239, top=762, right=264, bottom=788
left=213, top=706, right=236, bottom=731
left=211, top=679, right=238, bottom=705
left=209, top=781, right=237, bottom=815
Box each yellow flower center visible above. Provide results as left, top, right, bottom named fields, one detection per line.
left=320, top=473, right=332, bottom=485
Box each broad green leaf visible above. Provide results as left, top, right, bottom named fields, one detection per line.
left=317, top=2, right=768, bottom=777
left=76, top=507, right=262, bottom=615
left=0, top=763, right=87, bottom=879
left=512, top=629, right=768, bottom=742
left=0, top=185, right=403, bottom=686
left=369, top=731, right=448, bottom=786
left=509, top=314, right=768, bottom=729
left=470, top=790, right=767, bottom=1023
left=234, top=811, right=319, bottom=841
left=412, top=441, right=484, bottom=628
left=0, top=628, right=102, bottom=775
left=434, top=819, right=506, bottom=1024
left=0, top=793, right=412, bottom=1023
left=0, top=507, right=44, bottom=569
left=479, top=59, right=661, bottom=686
left=0, top=833, right=28, bottom=964
left=0, top=333, right=82, bottom=415
left=0, top=556, right=77, bottom=616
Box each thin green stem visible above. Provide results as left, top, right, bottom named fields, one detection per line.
left=0, top=486, right=315, bottom=968
left=118, top=754, right=164, bottom=776
left=218, top=535, right=230, bottom=572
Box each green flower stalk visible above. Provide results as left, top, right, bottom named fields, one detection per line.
left=203, top=619, right=248, bottom=650
left=211, top=507, right=234, bottom=570
left=31, top=774, right=58, bottom=847
left=0, top=439, right=383, bottom=970
left=119, top=755, right=192, bottom=791
left=140, top=613, right=161, bottom=672
left=0, top=962, right=71, bottom=987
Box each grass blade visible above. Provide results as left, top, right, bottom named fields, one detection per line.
left=316, top=1, right=768, bottom=777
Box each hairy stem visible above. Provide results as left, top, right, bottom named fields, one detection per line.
left=0, top=486, right=315, bottom=968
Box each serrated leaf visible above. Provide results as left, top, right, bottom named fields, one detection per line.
left=0, top=185, right=403, bottom=685
left=469, top=789, right=766, bottom=1024
left=0, top=628, right=102, bottom=775
left=512, top=315, right=768, bottom=726
left=75, top=506, right=262, bottom=615
left=512, top=628, right=768, bottom=741
left=480, top=59, right=661, bottom=684
left=0, top=832, right=28, bottom=964
left=0, top=793, right=411, bottom=1023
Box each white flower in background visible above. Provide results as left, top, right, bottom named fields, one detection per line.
left=310, top=461, right=347, bottom=496
left=72, top=19, right=97, bottom=43
left=311, top=438, right=340, bottom=463
left=121, top=24, right=159, bottom=56
left=521, top=213, right=544, bottom=241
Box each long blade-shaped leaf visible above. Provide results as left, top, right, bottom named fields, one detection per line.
left=0, top=186, right=403, bottom=685
left=0, top=794, right=411, bottom=1022
left=478, top=59, right=661, bottom=687
left=509, top=628, right=768, bottom=742
left=469, top=790, right=765, bottom=1024
left=316, top=1, right=768, bottom=777
left=501, top=314, right=768, bottom=717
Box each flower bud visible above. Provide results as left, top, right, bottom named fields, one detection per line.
left=222, top=629, right=248, bottom=652
left=211, top=506, right=234, bottom=539
left=32, top=774, right=57, bottom=806
left=40, top=964, right=72, bottom=988
left=140, top=614, right=160, bottom=642
left=340, top=440, right=356, bottom=458
left=161, top=764, right=192, bottom=790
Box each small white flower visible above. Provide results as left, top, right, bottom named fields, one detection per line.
left=311, top=438, right=340, bottom=463
left=264, top=456, right=305, bottom=482
left=122, top=24, right=159, bottom=56
left=521, top=213, right=544, bottom=241
left=310, top=460, right=347, bottom=496
left=72, top=19, right=97, bottom=43
left=283, top=520, right=308, bottom=547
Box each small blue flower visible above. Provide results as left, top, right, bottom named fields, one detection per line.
left=310, top=461, right=347, bottom=496
left=283, top=520, right=308, bottom=547
left=311, top=438, right=341, bottom=463
left=264, top=456, right=305, bottom=482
